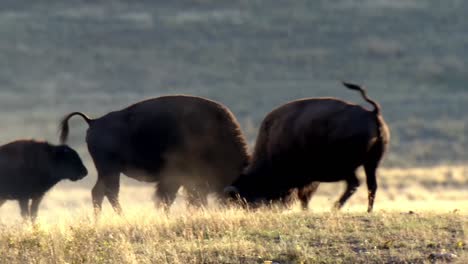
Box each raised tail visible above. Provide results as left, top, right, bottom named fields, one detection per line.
left=342, top=81, right=381, bottom=115
left=59, top=112, right=94, bottom=144
left=343, top=81, right=390, bottom=155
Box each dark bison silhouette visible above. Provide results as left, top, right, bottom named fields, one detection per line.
left=0, top=140, right=87, bottom=221
left=225, top=82, right=390, bottom=212
left=59, top=95, right=250, bottom=214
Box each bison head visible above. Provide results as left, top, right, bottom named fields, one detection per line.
left=223, top=185, right=270, bottom=208
left=223, top=185, right=242, bottom=200
left=52, top=145, right=88, bottom=181
left=223, top=172, right=269, bottom=208
left=224, top=171, right=290, bottom=207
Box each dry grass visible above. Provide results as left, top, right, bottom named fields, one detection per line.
left=0, top=208, right=466, bottom=264
left=0, top=165, right=467, bottom=263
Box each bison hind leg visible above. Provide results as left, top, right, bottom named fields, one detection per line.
left=92, top=170, right=122, bottom=216
left=364, top=163, right=378, bottom=213
left=364, top=142, right=385, bottom=213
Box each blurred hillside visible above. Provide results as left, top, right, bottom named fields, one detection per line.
left=0, top=0, right=467, bottom=168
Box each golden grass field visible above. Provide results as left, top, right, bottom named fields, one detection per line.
left=0, top=165, right=467, bottom=263
left=1, top=1, right=467, bottom=262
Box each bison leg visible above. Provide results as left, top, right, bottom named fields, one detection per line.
left=91, top=179, right=105, bottom=215
left=364, top=164, right=378, bottom=213
left=155, top=180, right=179, bottom=209
left=0, top=199, right=5, bottom=208
left=364, top=142, right=384, bottom=213
left=92, top=170, right=122, bottom=215
left=18, top=199, right=30, bottom=220
left=298, top=182, right=320, bottom=210
left=104, top=175, right=122, bottom=215
left=334, top=175, right=360, bottom=210
left=30, top=195, right=44, bottom=222
left=186, top=187, right=209, bottom=208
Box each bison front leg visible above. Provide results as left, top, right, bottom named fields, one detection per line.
left=18, top=199, right=30, bottom=220
left=30, top=195, right=44, bottom=222
left=155, top=179, right=179, bottom=210
left=186, top=187, right=209, bottom=208
left=334, top=174, right=360, bottom=211
left=298, top=182, right=320, bottom=210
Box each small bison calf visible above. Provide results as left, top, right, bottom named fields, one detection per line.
left=0, top=140, right=88, bottom=221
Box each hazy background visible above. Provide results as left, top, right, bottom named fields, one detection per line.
left=0, top=1, right=467, bottom=213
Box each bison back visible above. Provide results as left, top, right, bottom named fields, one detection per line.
left=88, top=96, right=250, bottom=189
left=248, top=98, right=382, bottom=180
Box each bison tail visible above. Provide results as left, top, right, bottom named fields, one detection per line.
left=58, top=112, right=93, bottom=144
left=342, top=81, right=381, bottom=115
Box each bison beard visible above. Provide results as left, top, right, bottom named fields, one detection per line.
left=225, top=82, right=390, bottom=212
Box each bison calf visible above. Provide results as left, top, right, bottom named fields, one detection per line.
left=225, top=82, right=390, bottom=212
left=0, top=140, right=88, bottom=221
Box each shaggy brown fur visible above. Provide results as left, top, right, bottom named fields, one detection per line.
left=226, top=82, right=390, bottom=212
left=59, top=95, right=250, bottom=214
left=0, top=140, right=87, bottom=221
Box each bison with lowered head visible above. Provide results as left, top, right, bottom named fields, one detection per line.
left=225, top=82, right=390, bottom=212
left=0, top=140, right=88, bottom=221
left=59, top=95, right=250, bottom=214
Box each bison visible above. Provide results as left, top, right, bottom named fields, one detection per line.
left=225, top=82, right=390, bottom=212
left=0, top=140, right=88, bottom=221
left=59, top=95, right=250, bottom=214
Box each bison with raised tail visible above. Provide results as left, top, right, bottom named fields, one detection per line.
left=59, top=95, right=250, bottom=214
left=225, top=82, right=390, bottom=212
left=0, top=140, right=88, bottom=221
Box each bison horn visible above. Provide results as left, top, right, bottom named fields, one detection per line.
left=223, top=186, right=239, bottom=195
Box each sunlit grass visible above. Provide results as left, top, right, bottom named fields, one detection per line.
left=0, top=206, right=466, bottom=263
left=0, top=165, right=467, bottom=263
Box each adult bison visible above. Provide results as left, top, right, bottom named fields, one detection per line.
left=59, top=95, right=250, bottom=214
left=0, top=140, right=88, bottom=221
left=225, top=82, right=390, bottom=212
